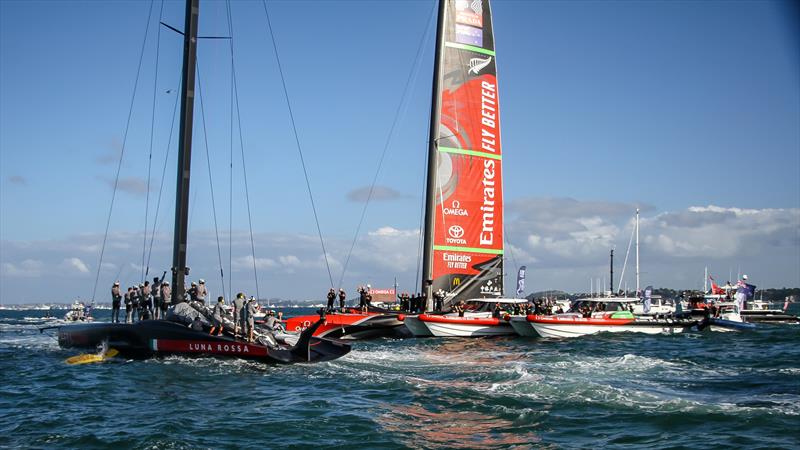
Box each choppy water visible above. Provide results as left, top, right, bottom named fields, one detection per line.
left=1, top=307, right=799, bottom=449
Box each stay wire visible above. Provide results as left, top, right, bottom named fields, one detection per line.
left=226, top=0, right=260, bottom=300
left=195, top=61, right=227, bottom=299
left=261, top=0, right=334, bottom=288
left=144, top=87, right=180, bottom=277
left=91, top=0, right=156, bottom=303
left=142, top=0, right=165, bottom=282
left=336, top=0, right=437, bottom=290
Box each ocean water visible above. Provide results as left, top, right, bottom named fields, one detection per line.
left=1, top=307, right=798, bottom=449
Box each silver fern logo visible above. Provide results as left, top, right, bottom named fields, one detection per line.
left=468, top=56, right=492, bottom=74
left=470, top=0, right=482, bottom=15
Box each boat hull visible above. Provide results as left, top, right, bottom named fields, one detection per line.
left=284, top=312, right=409, bottom=340
left=56, top=319, right=350, bottom=364
left=526, top=315, right=701, bottom=339
left=417, top=314, right=516, bottom=337
left=708, top=318, right=757, bottom=332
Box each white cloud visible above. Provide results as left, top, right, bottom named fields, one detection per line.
left=62, top=257, right=90, bottom=274
left=232, top=255, right=277, bottom=270
left=0, top=202, right=797, bottom=303
left=278, top=255, right=301, bottom=267
left=1, top=259, right=44, bottom=277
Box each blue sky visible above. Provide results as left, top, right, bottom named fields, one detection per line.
left=1, top=0, right=798, bottom=304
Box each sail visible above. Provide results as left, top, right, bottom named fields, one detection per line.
left=426, top=0, right=503, bottom=305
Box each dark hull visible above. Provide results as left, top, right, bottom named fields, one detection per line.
left=56, top=319, right=350, bottom=364
left=286, top=309, right=411, bottom=340
left=741, top=311, right=800, bottom=323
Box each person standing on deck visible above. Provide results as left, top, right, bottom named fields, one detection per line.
left=188, top=282, right=198, bottom=303
left=111, top=282, right=122, bottom=323
left=735, top=275, right=750, bottom=311
left=233, top=293, right=245, bottom=338
left=132, top=285, right=142, bottom=322
left=244, top=297, right=257, bottom=342
left=358, top=286, right=367, bottom=309
left=209, top=296, right=225, bottom=336
left=152, top=277, right=162, bottom=319
left=160, top=281, right=171, bottom=316
left=326, top=288, right=336, bottom=313
left=363, top=285, right=372, bottom=313
left=196, top=279, right=207, bottom=305
left=338, top=289, right=346, bottom=310
left=142, top=281, right=153, bottom=319
left=124, top=287, right=133, bottom=323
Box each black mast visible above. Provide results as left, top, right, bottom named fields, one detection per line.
left=610, top=249, right=614, bottom=296
left=171, top=0, right=200, bottom=304
left=421, top=0, right=446, bottom=311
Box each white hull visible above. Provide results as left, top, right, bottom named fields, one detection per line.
left=529, top=321, right=691, bottom=339
left=403, top=316, right=433, bottom=337
left=424, top=321, right=515, bottom=337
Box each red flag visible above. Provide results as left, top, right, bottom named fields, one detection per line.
left=709, top=276, right=726, bottom=295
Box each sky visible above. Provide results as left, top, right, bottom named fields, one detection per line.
left=1, top=0, right=798, bottom=304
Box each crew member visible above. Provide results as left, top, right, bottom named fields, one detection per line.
left=233, top=293, right=246, bottom=338
left=160, top=281, right=171, bottom=316
left=142, top=281, right=153, bottom=319
left=338, top=288, right=347, bottom=310
left=111, top=281, right=122, bottom=323
left=244, top=297, right=257, bottom=342
left=188, top=282, right=198, bottom=302
left=124, top=287, right=133, bottom=323
left=190, top=315, right=204, bottom=331
left=364, top=285, right=372, bottom=311
left=132, top=285, right=142, bottom=322
left=209, top=296, right=225, bottom=336
left=326, top=288, right=336, bottom=312
left=196, top=279, right=207, bottom=304
left=265, top=310, right=278, bottom=330
left=358, top=286, right=367, bottom=309
left=152, top=276, right=162, bottom=319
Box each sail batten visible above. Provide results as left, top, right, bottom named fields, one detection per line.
left=423, top=0, right=504, bottom=307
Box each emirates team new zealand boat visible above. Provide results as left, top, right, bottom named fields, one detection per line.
left=284, top=306, right=409, bottom=340
left=289, top=0, right=506, bottom=340
left=399, top=0, right=509, bottom=338
left=49, top=0, right=350, bottom=364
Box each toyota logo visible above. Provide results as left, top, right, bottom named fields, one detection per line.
left=448, top=225, right=465, bottom=238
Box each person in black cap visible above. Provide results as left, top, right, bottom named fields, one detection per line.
left=326, top=288, right=336, bottom=313
left=111, top=281, right=122, bottom=323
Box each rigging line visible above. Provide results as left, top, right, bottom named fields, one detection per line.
left=145, top=87, right=180, bottom=274
left=142, top=0, right=165, bottom=282
left=261, top=0, right=334, bottom=288
left=227, top=0, right=260, bottom=300
left=617, top=216, right=636, bottom=293
left=196, top=60, right=227, bottom=298
left=90, top=0, right=156, bottom=302
left=336, top=0, right=437, bottom=289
